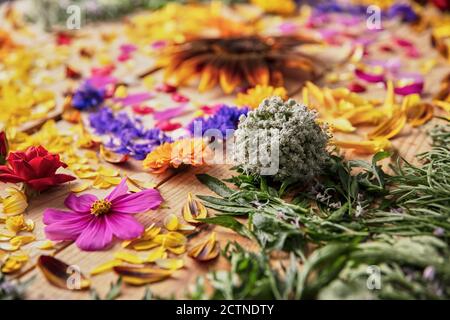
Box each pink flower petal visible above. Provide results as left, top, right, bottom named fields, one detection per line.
left=44, top=213, right=93, bottom=241
left=106, top=213, right=144, bottom=240
left=355, top=69, right=385, bottom=83
left=43, top=208, right=86, bottom=224
left=106, top=178, right=128, bottom=201
left=75, top=217, right=113, bottom=251
left=113, top=92, right=154, bottom=106
left=153, top=103, right=190, bottom=121
left=111, top=189, right=163, bottom=214
left=64, top=193, right=97, bottom=213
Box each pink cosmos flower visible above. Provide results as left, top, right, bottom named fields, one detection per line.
left=43, top=178, right=163, bottom=251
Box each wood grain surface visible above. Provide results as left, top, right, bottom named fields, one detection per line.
left=1, top=3, right=450, bottom=300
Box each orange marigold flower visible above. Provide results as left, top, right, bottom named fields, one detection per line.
left=143, top=139, right=212, bottom=174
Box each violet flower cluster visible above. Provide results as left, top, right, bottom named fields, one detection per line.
left=72, top=81, right=106, bottom=110
left=314, top=1, right=418, bottom=22
left=89, top=107, right=172, bottom=160
left=188, top=105, right=248, bottom=139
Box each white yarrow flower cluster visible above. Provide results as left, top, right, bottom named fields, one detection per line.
left=233, top=96, right=330, bottom=182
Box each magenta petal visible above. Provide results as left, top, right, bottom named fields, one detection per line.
left=153, top=103, right=190, bottom=121
left=355, top=69, right=385, bottom=83
left=113, top=92, right=154, bottom=106
left=111, top=189, right=163, bottom=214
left=43, top=208, right=87, bottom=224
left=106, top=213, right=144, bottom=240
left=75, top=217, right=113, bottom=251
left=64, top=193, right=97, bottom=213
left=106, top=178, right=128, bottom=201
left=394, top=82, right=424, bottom=96
left=44, top=214, right=93, bottom=241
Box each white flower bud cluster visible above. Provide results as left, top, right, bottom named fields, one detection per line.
left=233, top=96, right=330, bottom=182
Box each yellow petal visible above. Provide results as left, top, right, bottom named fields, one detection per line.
left=1, top=187, right=28, bottom=215
left=90, top=259, right=122, bottom=276
left=167, top=245, right=186, bottom=255
left=70, top=182, right=91, bottom=193
left=164, top=214, right=179, bottom=231
left=333, top=138, right=392, bottom=154
left=10, top=235, right=36, bottom=247
left=0, top=243, right=20, bottom=251
left=153, top=232, right=187, bottom=248
left=114, top=251, right=145, bottom=264
left=155, top=258, right=184, bottom=270
left=146, top=246, right=166, bottom=263
left=98, top=166, right=120, bottom=177
left=327, top=118, right=356, bottom=133
left=132, top=240, right=160, bottom=251
left=35, top=240, right=55, bottom=250
left=142, top=224, right=161, bottom=240
left=367, top=111, right=407, bottom=140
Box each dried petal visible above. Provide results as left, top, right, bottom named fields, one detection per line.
left=37, top=255, right=91, bottom=290
left=113, top=266, right=173, bottom=285
left=182, top=193, right=207, bottom=224
left=367, top=111, right=407, bottom=140
left=188, top=232, right=220, bottom=262
left=100, top=145, right=129, bottom=164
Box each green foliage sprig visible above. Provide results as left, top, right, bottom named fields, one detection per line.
left=194, top=120, right=450, bottom=299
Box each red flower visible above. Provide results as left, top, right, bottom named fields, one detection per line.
left=0, top=131, right=8, bottom=165
left=0, top=146, right=75, bottom=191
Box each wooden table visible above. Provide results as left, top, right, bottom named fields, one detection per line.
left=1, top=4, right=450, bottom=300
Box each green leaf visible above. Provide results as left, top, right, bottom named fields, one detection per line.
left=203, top=202, right=254, bottom=215
left=196, top=174, right=233, bottom=197
left=105, top=277, right=122, bottom=300
left=198, top=216, right=253, bottom=239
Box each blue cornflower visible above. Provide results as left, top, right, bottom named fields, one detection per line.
left=188, top=105, right=248, bottom=139
left=72, top=81, right=105, bottom=110
left=89, top=107, right=172, bottom=160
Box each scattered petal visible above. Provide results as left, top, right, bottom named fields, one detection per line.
left=37, top=255, right=91, bottom=290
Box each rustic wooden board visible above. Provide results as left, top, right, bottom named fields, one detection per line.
left=2, top=3, right=450, bottom=300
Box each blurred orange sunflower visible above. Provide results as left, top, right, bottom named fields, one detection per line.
left=157, top=35, right=321, bottom=94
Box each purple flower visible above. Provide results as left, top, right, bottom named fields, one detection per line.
left=387, top=4, right=418, bottom=22
left=89, top=107, right=172, bottom=160
left=188, top=105, right=248, bottom=138
left=313, top=1, right=418, bottom=23
left=72, top=81, right=105, bottom=110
